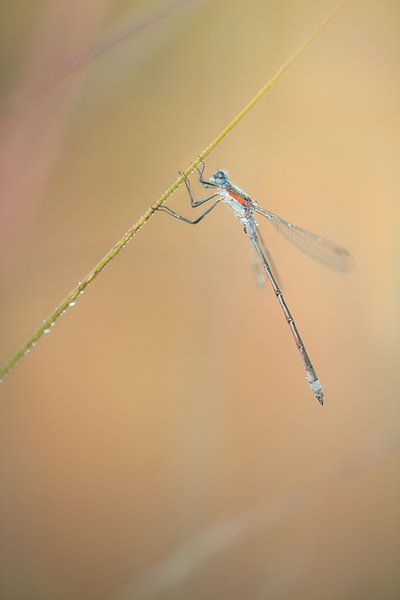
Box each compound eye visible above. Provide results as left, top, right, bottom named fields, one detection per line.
left=215, top=171, right=225, bottom=179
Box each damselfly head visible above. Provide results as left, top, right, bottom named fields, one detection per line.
left=211, top=169, right=229, bottom=187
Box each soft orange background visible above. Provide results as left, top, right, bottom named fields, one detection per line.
left=0, top=1, right=399, bottom=598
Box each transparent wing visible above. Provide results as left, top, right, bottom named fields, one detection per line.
left=253, top=205, right=351, bottom=272
left=251, top=226, right=283, bottom=289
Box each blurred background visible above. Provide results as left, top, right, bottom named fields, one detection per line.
left=0, top=0, right=399, bottom=598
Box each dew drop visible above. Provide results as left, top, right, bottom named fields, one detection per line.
left=69, top=300, right=77, bottom=307
left=44, top=327, right=51, bottom=334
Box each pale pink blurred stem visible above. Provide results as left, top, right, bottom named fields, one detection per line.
left=0, top=0, right=206, bottom=273
left=0, top=1, right=111, bottom=269
left=25, top=0, right=205, bottom=102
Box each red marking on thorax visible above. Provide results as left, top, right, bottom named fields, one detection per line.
left=228, top=190, right=248, bottom=207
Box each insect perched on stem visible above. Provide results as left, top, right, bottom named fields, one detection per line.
left=158, top=162, right=351, bottom=404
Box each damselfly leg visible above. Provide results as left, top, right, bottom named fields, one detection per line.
left=196, top=159, right=217, bottom=187
left=178, top=170, right=218, bottom=207
left=158, top=200, right=220, bottom=224
left=158, top=167, right=220, bottom=223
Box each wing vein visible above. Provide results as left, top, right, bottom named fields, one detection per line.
left=253, top=206, right=351, bottom=272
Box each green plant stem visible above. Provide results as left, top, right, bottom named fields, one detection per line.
left=0, top=0, right=346, bottom=382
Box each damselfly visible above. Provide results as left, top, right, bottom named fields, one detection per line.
left=158, top=163, right=351, bottom=405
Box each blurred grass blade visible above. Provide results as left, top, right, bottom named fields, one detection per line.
left=0, top=0, right=346, bottom=383
left=7, top=0, right=206, bottom=113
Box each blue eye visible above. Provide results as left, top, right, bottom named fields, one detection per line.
left=211, top=169, right=229, bottom=185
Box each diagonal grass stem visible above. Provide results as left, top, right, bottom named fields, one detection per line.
left=0, top=1, right=346, bottom=382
